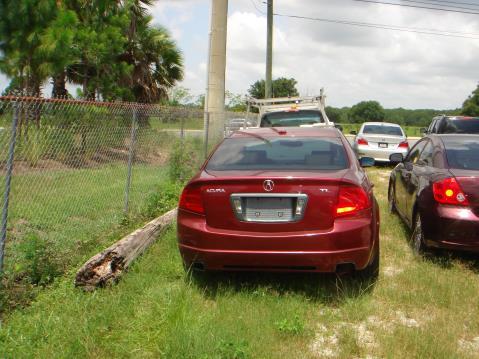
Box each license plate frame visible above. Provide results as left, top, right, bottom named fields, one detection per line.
left=378, top=142, right=388, bottom=148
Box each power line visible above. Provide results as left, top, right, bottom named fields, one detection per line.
left=350, top=0, right=479, bottom=15
left=248, top=0, right=479, bottom=39
left=399, top=0, right=479, bottom=11
left=422, top=0, right=479, bottom=7
left=272, top=12, right=479, bottom=39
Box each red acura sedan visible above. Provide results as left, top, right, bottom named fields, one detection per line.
left=177, top=127, right=380, bottom=276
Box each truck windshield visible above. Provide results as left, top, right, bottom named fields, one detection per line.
left=206, top=137, right=348, bottom=171
left=260, top=110, right=324, bottom=127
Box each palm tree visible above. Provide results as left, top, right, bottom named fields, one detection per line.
left=121, top=16, right=183, bottom=103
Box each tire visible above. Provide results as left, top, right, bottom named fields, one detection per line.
left=359, top=246, right=380, bottom=280
left=411, top=213, right=427, bottom=254
left=388, top=183, right=397, bottom=214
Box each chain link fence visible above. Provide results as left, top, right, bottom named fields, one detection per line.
left=0, top=96, right=253, bottom=308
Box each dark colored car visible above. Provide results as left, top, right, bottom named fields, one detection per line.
left=177, top=127, right=380, bottom=276
left=424, top=115, right=479, bottom=135
left=388, top=134, right=479, bottom=253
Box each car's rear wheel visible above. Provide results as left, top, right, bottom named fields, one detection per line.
left=411, top=213, right=427, bottom=254
left=388, top=183, right=396, bottom=214
left=358, top=247, right=379, bottom=280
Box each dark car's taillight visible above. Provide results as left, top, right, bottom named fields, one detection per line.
left=179, top=185, right=205, bottom=214
left=398, top=141, right=409, bottom=149
left=433, top=177, right=469, bottom=206
left=335, top=185, right=371, bottom=217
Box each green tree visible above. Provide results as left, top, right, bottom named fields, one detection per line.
left=461, top=84, right=479, bottom=116
left=348, top=101, right=385, bottom=123
left=0, top=0, right=59, bottom=95
left=120, top=16, right=183, bottom=103
left=248, top=77, right=299, bottom=99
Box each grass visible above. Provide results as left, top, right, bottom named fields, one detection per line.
left=0, top=162, right=175, bottom=311
left=2, top=167, right=479, bottom=358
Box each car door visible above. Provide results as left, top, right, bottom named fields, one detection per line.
left=395, top=139, right=428, bottom=218
left=405, top=140, right=434, bottom=224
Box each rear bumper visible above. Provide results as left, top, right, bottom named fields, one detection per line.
left=355, top=145, right=408, bottom=162
left=425, top=205, right=479, bottom=252
left=177, top=210, right=378, bottom=272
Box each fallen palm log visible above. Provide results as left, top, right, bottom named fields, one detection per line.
left=75, top=208, right=177, bottom=291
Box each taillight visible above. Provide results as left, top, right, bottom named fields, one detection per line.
left=433, top=178, right=469, bottom=206
left=335, top=185, right=371, bottom=217
left=357, top=138, right=368, bottom=146
left=398, top=141, right=409, bottom=149
left=179, top=185, right=205, bottom=214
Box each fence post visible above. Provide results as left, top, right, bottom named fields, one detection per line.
left=180, top=111, right=185, bottom=141
left=0, top=103, right=19, bottom=274
left=124, top=108, right=138, bottom=215
left=204, top=112, right=210, bottom=160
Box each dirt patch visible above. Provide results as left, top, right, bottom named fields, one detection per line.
left=382, top=265, right=404, bottom=278
left=458, top=337, right=479, bottom=356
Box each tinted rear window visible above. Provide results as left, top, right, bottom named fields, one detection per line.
left=443, top=138, right=479, bottom=170
left=441, top=119, right=479, bottom=134
left=206, top=137, right=349, bottom=171
left=362, top=125, right=403, bottom=136
left=260, top=110, right=323, bottom=127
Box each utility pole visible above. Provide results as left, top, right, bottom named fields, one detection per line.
left=205, top=0, right=228, bottom=141
left=265, top=0, right=273, bottom=99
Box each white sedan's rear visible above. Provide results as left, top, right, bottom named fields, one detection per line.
left=353, top=122, right=409, bottom=163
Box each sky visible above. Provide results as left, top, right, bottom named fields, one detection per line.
left=1, top=0, right=478, bottom=109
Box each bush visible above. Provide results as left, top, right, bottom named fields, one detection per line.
left=14, top=233, right=61, bottom=286
left=168, top=138, right=202, bottom=183
left=142, top=181, right=183, bottom=218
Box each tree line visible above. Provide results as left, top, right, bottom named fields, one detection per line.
left=0, top=0, right=183, bottom=103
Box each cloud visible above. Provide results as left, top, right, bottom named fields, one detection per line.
left=222, top=0, right=479, bottom=108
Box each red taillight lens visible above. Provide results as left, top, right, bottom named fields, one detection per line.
left=398, top=141, right=409, bottom=149
left=433, top=178, right=469, bottom=206
left=179, top=185, right=205, bottom=214
left=357, top=138, right=368, bottom=146
left=335, top=186, right=371, bottom=217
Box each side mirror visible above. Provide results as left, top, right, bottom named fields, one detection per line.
left=335, top=124, right=343, bottom=132
left=359, top=157, right=375, bottom=167
left=420, top=128, right=427, bottom=135
left=350, top=130, right=357, bottom=135
left=389, top=153, right=404, bottom=164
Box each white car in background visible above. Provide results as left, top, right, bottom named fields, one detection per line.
left=352, top=122, right=409, bottom=163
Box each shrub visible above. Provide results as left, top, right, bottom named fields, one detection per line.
left=142, top=181, right=183, bottom=218
left=168, top=138, right=202, bottom=183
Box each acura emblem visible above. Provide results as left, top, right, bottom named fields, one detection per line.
left=263, top=180, right=274, bottom=192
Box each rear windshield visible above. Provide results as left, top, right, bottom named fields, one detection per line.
left=206, top=137, right=349, bottom=171
left=441, top=119, right=479, bottom=134
left=260, top=110, right=324, bottom=127
left=443, top=138, right=479, bottom=171
left=362, top=125, right=403, bottom=136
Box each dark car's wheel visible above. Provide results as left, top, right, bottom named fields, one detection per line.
left=411, top=213, right=427, bottom=254
left=388, top=183, right=396, bottom=214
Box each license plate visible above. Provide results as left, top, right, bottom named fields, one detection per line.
left=244, top=197, right=294, bottom=222
left=379, top=143, right=388, bottom=148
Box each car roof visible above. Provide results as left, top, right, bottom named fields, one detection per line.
left=361, top=122, right=401, bottom=127
left=440, top=116, right=479, bottom=120
left=229, top=127, right=341, bottom=139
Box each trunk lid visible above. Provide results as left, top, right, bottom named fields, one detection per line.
left=360, top=134, right=405, bottom=149
left=199, top=170, right=349, bottom=232
left=449, top=169, right=479, bottom=208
